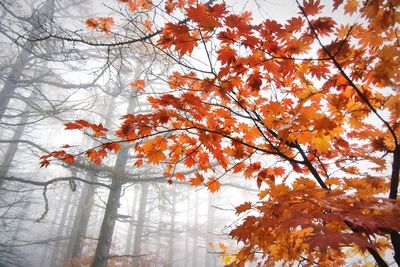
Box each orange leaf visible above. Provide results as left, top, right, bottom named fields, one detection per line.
left=86, top=18, right=98, bottom=29
left=310, top=17, right=335, bottom=36
left=185, top=4, right=222, bottom=31
left=274, top=166, right=285, bottom=176
left=86, top=149, right=98, bottom=162
left=143, top=19, right=153, bottom=32
left=147, top=150, right=166, bottom=163
left=131, top=79, right=145, bottom=91
left=104, top=142, right=121, bottom=153
left=175, top=172, right=185, bottom=181
left=235, top=202, right=252, bottom=214
left=207, top=178, right=221, bottom=193
left=190, top=172, right=204, bottom=186
left=344, top=0, right=358, bottom=15
left=62, top=154, right=75, bottom=165
left=157, top=23, right=197, bottom=56
left=311, top=134, right=331, bottom=153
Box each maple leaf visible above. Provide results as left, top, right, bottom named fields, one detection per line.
left=143, top=19, right=153, bottom=32
left=286, top=17, right=304, bottom=32
left=141, top=137, right=167, bottom=163
left=138, top=0, right=153, bottom=11
left=130, top=79, right=145, bottom=91
left=157, top=23, right=197, bottom=56
left=65, top=122, right=83, bottom=130
left=165, top=0, right=175, bottom=14
left=274, top=166, right=285, bottom=176
left=333, top=0, right=344, bottom=11
left=302, top=0, right=324, bottom=16
left=186, top=4, right=220, bottom=31
left=40, top=156, right=50, bottom=168
left=62, top=154, right=75, bottom=165
left=134, top=159, right=143, bottom=167
left=98, top=17, right=114, bottom=33
left=344, top=0, right=358, bottom=15
left=311, top=134, right=331, bottom=153
left=86, top=149, right=101, bottom=164
left=91, top=123, right=108, bottom=137
left=207, top=178, right=221, bottom=193
left=175, top=172, right=185, bottom=181
left=85, top=18, right=98, bottom=29
left=103, top=142, right=121, bottom=153
left=65, top=120, right=90, bottom=130
left=314, top=117, right=337, bottom=131
left=244, top=162, right=261, bottom=179
left=311, top=17, right=336, bottom=36
left=235, top=202, right=252, bottom=214
left=190, top=172, right=204, bottom=186
left=217, top=45, right=237, bottom=65
left=247, top=71, right=262, bottom=91
left=258, top=169, right=275, bottom=187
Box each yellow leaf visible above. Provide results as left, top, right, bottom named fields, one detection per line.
left=311, top=134, right=331, bottom=153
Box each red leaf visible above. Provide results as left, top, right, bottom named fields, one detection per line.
left=247, top=71, right=262, bottom=91
left=217, top=45, right=237, bottom=65
left=333, top=0, right=344, bottom=11
left=302, top=0, right=324, bottom=16
left=62, top=154, right=75, bottom=165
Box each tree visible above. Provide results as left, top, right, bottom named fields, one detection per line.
left=45, top=0, right=400, bottom=266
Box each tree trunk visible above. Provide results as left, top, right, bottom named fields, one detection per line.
left=91, top=90, right=138, bottom=267
left=47, top=188, right=74, bottom=267
left=90, top=146, right=128, bottom=267
left=65, top=96, right=116, bottom=266
left=0, top=114, right=28, bottom=179
left=205, top=195, right=216, bottom=267
left=63, top=174, right=96, bottom=266
left=125, top=190, right=138, bottom=255
left=131, top=183, right=149, bottom=266
left=192, top=191, right=199, bottom=267
left=183, top=193, right=191, bottom=267
left=167, top=188, right=176, bottom=267
left=155, top=200, right=165, bottom=266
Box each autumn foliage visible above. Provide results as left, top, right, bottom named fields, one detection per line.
left=43, top=0, right=400, bottom=266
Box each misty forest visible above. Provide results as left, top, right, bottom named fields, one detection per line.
left=0, top=0, right=399, bottom=267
